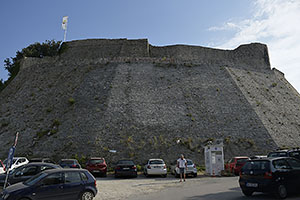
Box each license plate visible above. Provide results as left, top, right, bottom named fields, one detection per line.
left=93, top=170, right=100, bottom=172
left=123, top=168, right=129, bottom=170
left=154, top=166, right=161, bottom=168
left=246, top=183, right=258, bottom=188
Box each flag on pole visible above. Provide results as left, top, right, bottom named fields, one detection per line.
left=62, top=16, right=68, bottom=30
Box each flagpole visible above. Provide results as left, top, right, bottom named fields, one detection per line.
left=64, top=25, right=67, bottom=42
left=3, top=132, right=19, bottom=189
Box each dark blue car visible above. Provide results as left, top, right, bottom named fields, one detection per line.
left=59, top=159, right=81, bottom=168
left=0, top=169, right=97, bottom=200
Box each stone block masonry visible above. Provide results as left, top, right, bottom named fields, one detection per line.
left=0, top=38, right=299, bottom=165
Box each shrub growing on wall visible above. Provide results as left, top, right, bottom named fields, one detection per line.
left=1, top=40, right=62, bottom=92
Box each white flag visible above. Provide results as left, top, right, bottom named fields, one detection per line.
left=62, top=16, right=68, bottom=30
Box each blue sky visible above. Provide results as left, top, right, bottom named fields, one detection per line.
left=1, top=0, right=299, bottom=92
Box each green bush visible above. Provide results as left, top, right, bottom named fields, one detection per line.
left=1, top=40, right=62, bottom=93
left=136, top=164, right=143, bottom=172
left=68, top=97, right=75, bottom=105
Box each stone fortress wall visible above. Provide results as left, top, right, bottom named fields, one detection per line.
left=1, top=38, right=300, bottom=164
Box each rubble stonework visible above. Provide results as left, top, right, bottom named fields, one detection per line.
left=0, top=39, right=299, bottom=164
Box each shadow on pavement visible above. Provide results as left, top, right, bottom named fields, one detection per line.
left=184, top=187, right=300, bottom=200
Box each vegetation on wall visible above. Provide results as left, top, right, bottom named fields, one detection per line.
left=0, top=40, right=62, bottom=93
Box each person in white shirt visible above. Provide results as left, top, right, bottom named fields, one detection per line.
left=177, top=154, right=187, bottom=182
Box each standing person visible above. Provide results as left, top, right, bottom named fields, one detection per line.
left=177, top=154, right=187, bottom=182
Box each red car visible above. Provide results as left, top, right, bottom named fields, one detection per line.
left=225, top=156, right=249, bottom=175
left=86, top=157, right=107, bottom=177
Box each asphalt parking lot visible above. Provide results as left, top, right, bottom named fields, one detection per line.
left=95, top=175, right=300, bottom=200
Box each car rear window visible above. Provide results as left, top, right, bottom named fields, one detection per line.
left=268, top=152, right=288, bottom=157
left=80, top=172, right=89, bottom=181
left=243, top=160, right=270, bottom=172
left=117, top=160, right=134, bottom=165
left=149, top=160, right=164, bottom=164
left=289, top=151, right=300, bottom=159
left=187, top=160, right=193, bottom=165
left=237, top=158, right=248, bottom=163
left=89, top=159, right=104, bottom=164
left=60, top=160, right=75, bottom=164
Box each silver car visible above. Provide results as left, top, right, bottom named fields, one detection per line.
left=171, top=159, right=197, bottom=177
left=144, top=159, right=167, bottom=177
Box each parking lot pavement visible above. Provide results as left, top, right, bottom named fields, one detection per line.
left=95, top=175, right=300, bottom=200
left=95, top=175, right=183, bottom=200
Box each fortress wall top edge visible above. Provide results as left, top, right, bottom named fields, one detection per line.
left=25, top=38, right=271, bottom=71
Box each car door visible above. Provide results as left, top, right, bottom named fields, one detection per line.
left=33, top=172, right=65, bottom=200
left=61, top=171, right=85, bottom=200
left=11, top=165, right=39, bottom=184
left=286, top=158, right=300, bottom=192
left=272, top=159, right=293, bottom=189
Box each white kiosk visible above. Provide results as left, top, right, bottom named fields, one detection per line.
left=204, top=139, right=224, bottom=176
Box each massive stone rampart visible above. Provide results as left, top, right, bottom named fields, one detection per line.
left=0, top=39, right=299, bottom=165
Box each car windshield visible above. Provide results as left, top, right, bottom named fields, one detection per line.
left=268, top=152, right=288, bottom=157
left=237, top=158, right=248, bottom=163
left=187, top=160, right=193, bottom=165
left=89, top=159, right=104, bottom=164
left=149, top=160, right=164, bottom=165
left=243, top=160, right=270, bottom=172
left=24, top=172, right=48, bottom=186
left=117, top=160, right=134, bottom=165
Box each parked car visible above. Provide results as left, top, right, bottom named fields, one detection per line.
left=268, top=149, right=300, bottom=160
left=239, top=157, right=300, bottom=199
left=144, top=159, right=167, bottom=177
left=86, top=157, right=107, bottom=177
left=0, top=163, right=61, bottom=188
left=0, top=168, right=97, bottom=200
left=29, top=158, right=55, bottom=164
left=115, top=160, right=137, bottom=178
left=250, top=155, right=267, bottom=160
left=59, top=159, right=81, bottom=168
left=288, top=149, right=300, bottom=160
left=225, top=156, right=249, bottom=175
left=171, top=159, right=197, bottom=178
left=0, top=160, right=5, bottom=174
left=2, top=157, right=29, bottom=171
left=267, top=150, right=289, bottom=158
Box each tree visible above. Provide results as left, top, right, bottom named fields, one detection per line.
left=1, top=40, right=62, bottom=93
left=0, top=79, right=3, bottom=90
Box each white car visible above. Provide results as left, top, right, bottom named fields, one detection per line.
left=172, top=159, right=197, bottom=177
left=0, top=160, right=5, bottom=174
left=144, top=159, right=167, bottom=177
left=2, top=157, right=29, bottom=171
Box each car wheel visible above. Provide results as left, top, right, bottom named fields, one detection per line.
left=103, top=173, right=107, bottom=177
left=242, top=189, right=253, bottom=196
left=81, top=191, right=94, bottom=200
left=162, top=174, right=167, bottom=178
left=276, top=184, right=287, bottom=199
left=193, top=173, right=197, bottom=178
